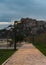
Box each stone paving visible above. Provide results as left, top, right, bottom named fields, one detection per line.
left=2, top=42, right=46, bottom=65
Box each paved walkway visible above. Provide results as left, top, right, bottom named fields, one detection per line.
left=2, top=42, right=46, bottom=65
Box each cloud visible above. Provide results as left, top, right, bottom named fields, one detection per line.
left=0, top=0, right=46, bottom=29
left=0, top=22, right=14, bottom=25
left=0, top=21, right=14, bottom=29
left=0, top=0, right=46, bottom=22
left=0, top=22, right=9, bottom=25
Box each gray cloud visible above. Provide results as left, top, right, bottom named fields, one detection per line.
left=0, top=0, right=46, bottom=22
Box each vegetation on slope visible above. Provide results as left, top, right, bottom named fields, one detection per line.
left=32, top=32, right=46, bottom=56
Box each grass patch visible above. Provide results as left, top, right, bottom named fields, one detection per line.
left=0, top=49, right=16, bottom=65
left=33, top=42, right=46, bottom=56
left=32, top=33, right=46, bottom=56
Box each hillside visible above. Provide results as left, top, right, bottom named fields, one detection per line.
left=14, top=18, right=46, bottom=36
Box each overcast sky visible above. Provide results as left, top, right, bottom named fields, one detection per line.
left=0, top=22, right=14, bottom=29
left=0, top=0, right=46, bottom=29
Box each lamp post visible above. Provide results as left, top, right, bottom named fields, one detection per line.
left=13, top=22, right=18, bottom=50
left=14, top=29, right=16, bottom=50
left=31, top=30, right=35, bottom=44
left=32, top=34, right=35, bottom=44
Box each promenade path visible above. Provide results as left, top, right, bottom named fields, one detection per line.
left=2, top=42, right=46, bottom=65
